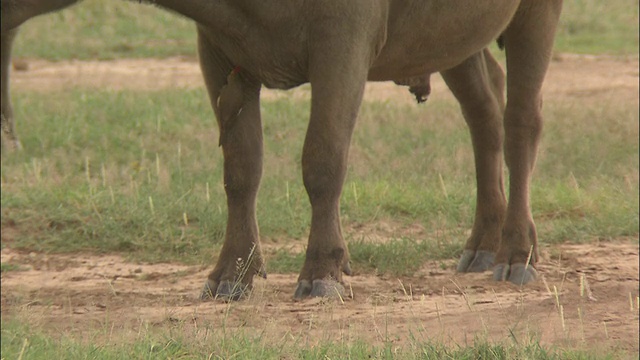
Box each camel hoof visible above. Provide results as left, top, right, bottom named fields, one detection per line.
left=216, top=280, right=251, bottom=301
left=493, top=263, right=537, bottom=285
left=258, top=264, right=268, bottom=279
left=342, top=261, right=352, bottom=276
left=457, top=250, right=495, bottom=273
left=294, top=279, right=345, bottom=299
left=294, top=280, right=312, bottom=299
left=310, top=279, right=345, bottom=299
left=200, top=279, right=217, bottom=301
left=200, top=279, right=250, bottom=301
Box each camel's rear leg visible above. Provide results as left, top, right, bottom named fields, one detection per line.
left=1, top=28, right=21, bottom=150
left=1, top=0, right=79, bottom=151
left=494, top=1, right=562, bottom=284
left=441, top=49, right=507, bottom=273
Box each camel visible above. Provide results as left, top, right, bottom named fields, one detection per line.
left=1, top=0, right=563, bottom=300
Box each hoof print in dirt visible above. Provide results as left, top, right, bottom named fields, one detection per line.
left=201, top=279, right=250, bottom=302
left=457, top=250, right=496, bottom=273
left=493, top=263, right=537, bottom=285
left=294, top=279, right=345, bottom=300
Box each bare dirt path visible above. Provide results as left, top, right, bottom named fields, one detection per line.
left=1, top=242, right=638, bottom=352
left=2, top=55, right=639, bottom=353
left=10, top=54, right=640, bottom=105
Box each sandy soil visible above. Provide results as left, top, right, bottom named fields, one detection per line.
left=1, top=242, right=638, bottom=352
left=2, top=55, right=639, bottom=353
left=10, top=53, right=640, bottom=105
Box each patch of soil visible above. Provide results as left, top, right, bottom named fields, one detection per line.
left=1, top=242, right=638, bottom=352
left=11, top=54, right=640, bottom=106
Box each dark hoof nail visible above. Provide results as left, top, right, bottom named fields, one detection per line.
left=457, top=250, right=475, bottom=272
left=294, top=280, right=312, bottom=299
left=342, top=261, right=352, bottom=276
left=309, top=279, right=345, bottom=299
left=216, top=280, right=250, bottom=301
left=457, top=250, right=495, bottom=273
left=200, top=279, right=217, bottom=301
left=467, top=250, right=495, bottom=272
left=508, top=264, right=537, bottom=285
left=493, top=263, right=509, bottom=281
left=258, top=265, right=267, bottom=279
left=492, top=263, right=537, bottom=285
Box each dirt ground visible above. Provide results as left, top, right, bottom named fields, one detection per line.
left=2, top=55, right=639, bottom=353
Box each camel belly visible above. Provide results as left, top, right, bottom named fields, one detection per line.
left=368, top=0, right=520, bottom=80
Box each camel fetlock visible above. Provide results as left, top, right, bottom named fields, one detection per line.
left=294, top=246, right=350, bottom=300
left=201, top=243, right=266, bottom=301
left=492, top=219, right=538, bottom=285
left=457, top=219, right=503, bottom=273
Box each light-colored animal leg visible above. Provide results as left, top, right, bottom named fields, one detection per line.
left=294, top=49, right=371, bottom=299
left=1, top=28, right=22, bottom=150
left=441, top=49, right=506, bottom=273
left=494, top=1, right=563, bottom=285
left=197, top=30, right=265, bottom=301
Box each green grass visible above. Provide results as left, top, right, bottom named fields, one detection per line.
left=1, top=319, right=625, bottom=360
left=10, top=0, right=639, bottom=60
left=555, top=0, right=639, bottom=55
left=12, top=0, right=197, bottom=60
left=1, top=90, right=637, bottom=270
left=0, top=262, right=26, bottom=272
left=349, top=237, right=459, bottom=276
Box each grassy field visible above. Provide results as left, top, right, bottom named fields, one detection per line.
left=1, top=90, right=637, bottom=268
left=2, top=318, right=621, bottom=360
left=2, top=0, right=639, bottom=358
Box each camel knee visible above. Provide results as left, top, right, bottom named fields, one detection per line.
left=224, top=175, right=261, bottom=202
left=462, top=98, right=505, bottom=154
left=504, top=101, right=543, bottom=141
left=303, top=164, right=344, bottom=204
left=222, top=151, right=262, bottom=202
left=301, top=137, right=349, bottom=204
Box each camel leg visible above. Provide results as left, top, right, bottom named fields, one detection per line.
left=493, top=1, right=562, bottom=284
left=1, top=28, right=21, bottom=150
left=196, top=29, right=265, bottom=301
left=1, top=0, right=79, bottom=31
left=293, top=43, right=371, bottom=299
left=441, top=49, right=507, bottom=273
left=1, top=0, right=79, bottom=151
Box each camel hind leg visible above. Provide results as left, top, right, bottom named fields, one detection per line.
left=1, top=0, right=79, bottom=151
left=441, top=48, right=507, bottom=273
left=1, top=28, right=22, bottom=150
left=494, top=0, right=562, bottom=284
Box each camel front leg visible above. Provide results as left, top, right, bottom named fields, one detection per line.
left=441, top=49, right=507, bottom=273
left=197, top=31, right=265, bottom=301
left=293, top=53, right=370, bottom=299
left=494, top=0, right=562, bottom=284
